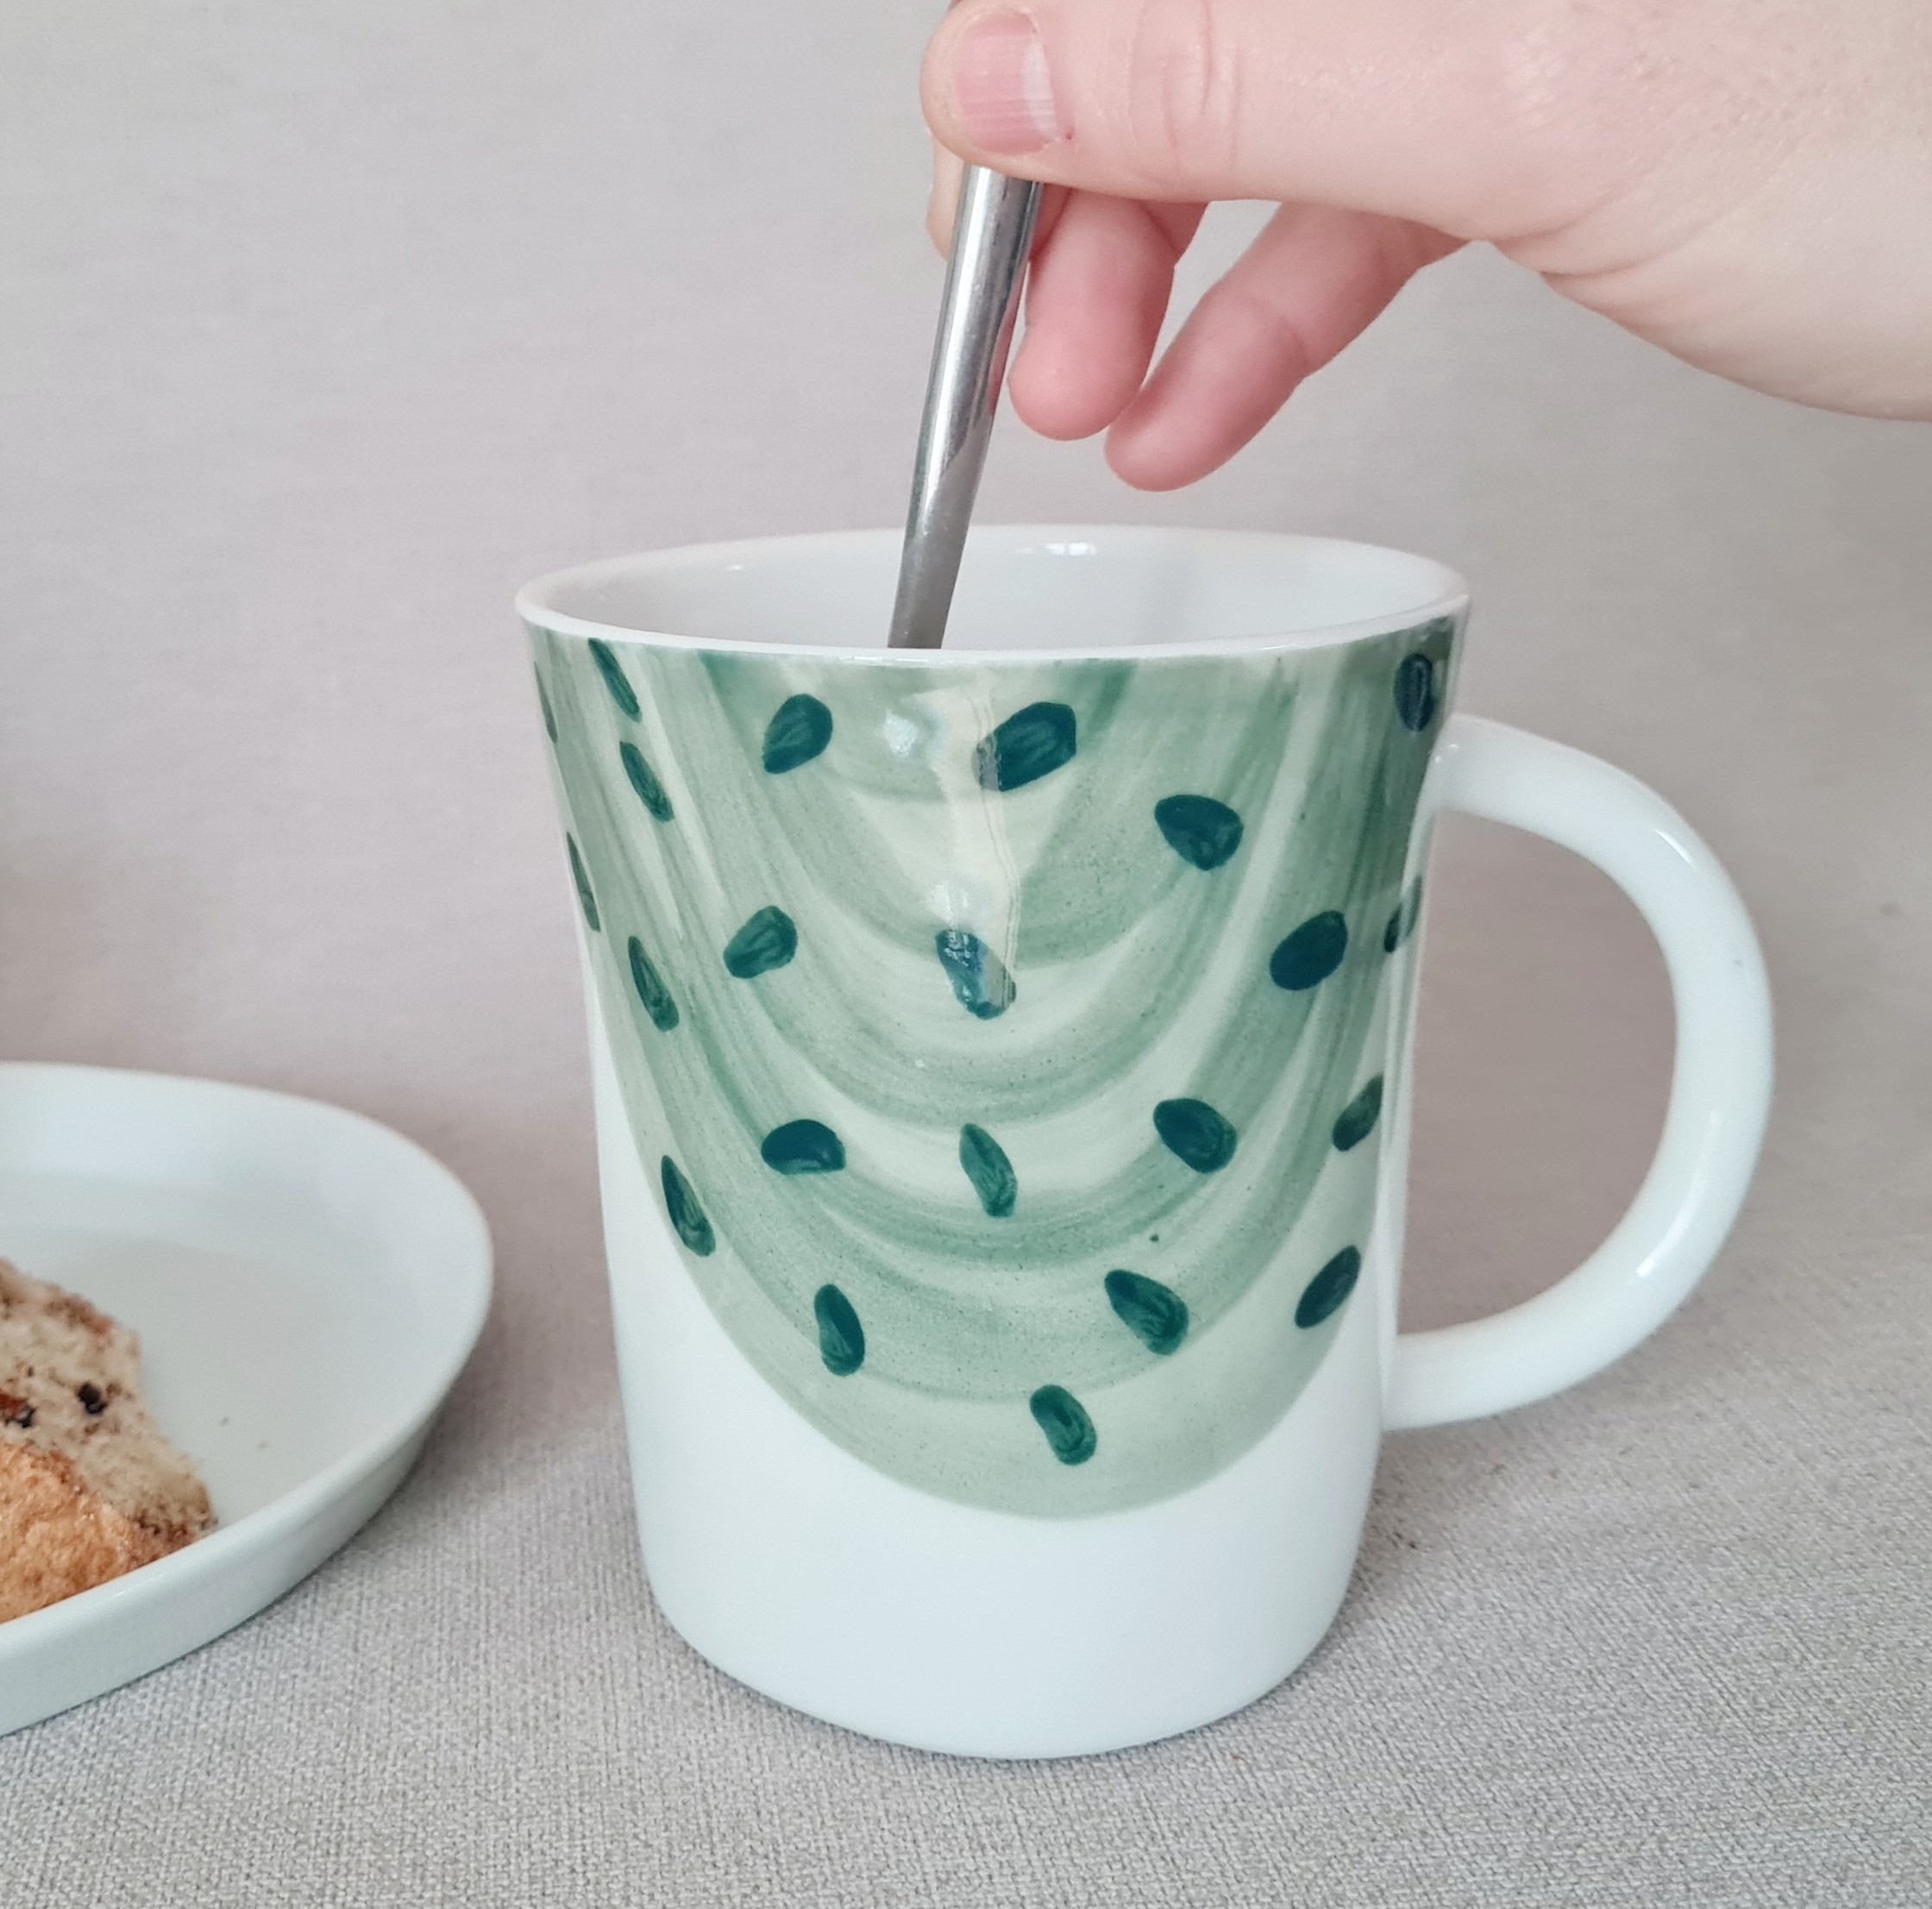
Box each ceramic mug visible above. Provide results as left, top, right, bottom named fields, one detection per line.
left=520, top=527, right=1772, bottom=1758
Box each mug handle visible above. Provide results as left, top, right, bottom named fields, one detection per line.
left=1385, top=715, right=1774, bottom=1430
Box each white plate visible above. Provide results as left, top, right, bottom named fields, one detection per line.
left=0, top=1063, right=492, bottom=1736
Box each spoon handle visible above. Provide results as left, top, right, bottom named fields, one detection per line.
left=887, top=166, right=1043, bottom=650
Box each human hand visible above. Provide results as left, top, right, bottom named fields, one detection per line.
left=920, top=0, right=1932, bottom=489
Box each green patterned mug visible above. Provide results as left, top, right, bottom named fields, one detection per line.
left=522, top=527, right=1771, bottom=1756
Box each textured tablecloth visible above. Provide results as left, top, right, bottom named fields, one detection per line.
left=2, top=3, right=1927, bottom=1902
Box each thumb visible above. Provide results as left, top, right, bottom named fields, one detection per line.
left=920, top=0, right=1569, bottom=241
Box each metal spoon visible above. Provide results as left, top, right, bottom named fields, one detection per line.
left=887, top=166, right=1043, bottom=650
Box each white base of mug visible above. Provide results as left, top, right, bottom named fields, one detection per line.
left=588, top=1016, right=1383, bottom=1760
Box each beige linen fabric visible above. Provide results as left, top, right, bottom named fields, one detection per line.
left=0, top=3, right=1926, bottom=1901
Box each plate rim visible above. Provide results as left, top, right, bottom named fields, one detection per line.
left=0, top=1060, right=493, bottom=1685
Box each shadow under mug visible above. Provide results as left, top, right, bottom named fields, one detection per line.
left=520, top=526, right=1772, bottom=1759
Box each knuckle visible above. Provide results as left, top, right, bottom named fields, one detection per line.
left=1482, top=1, right=1585, bottom=152
left=1452, top=0, right=1640, bottom=226
left=1119, top=0, right=1245, bottom=180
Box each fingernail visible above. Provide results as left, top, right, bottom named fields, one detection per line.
left=951, top=12, right=1067, bottom=154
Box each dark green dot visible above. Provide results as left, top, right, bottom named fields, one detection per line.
left=587, top=637, right=641, bottom=720
left=1332, top=1077, right=1383, bottom=1152
left=534, top=669, right=557, bottom=742
left=935, top=929, right=1016, bottom=1019
left=1153, top=794, right=1243, bottom=870
left=626, top=937, right=679, bottom=1032
left=566, top=835, right=599, bottom=933
left=1152, top=1097, right=1237, bottom=1173
left=813, top=1284, right=864, bottom=1376
left=1104, top=1270, right=1189, bottom=1355
left=660, top=1156, right=714, bottom=1256
left=1383, top=879, right=1423, bottom=954
left=958, top=1123, right=1016, bottom=1217
left=761, top=1119, right=845, bottom=1174
left=974, top=700, right=1076, bottom=792
left=762, top=694, right=833, bottom=774
left=1270, top=911, right=1348, bottom=990
left=620, top=741, right=674, bottom=822
left=1295, top=1247, right=1361, bottom=1328
left=1394, top=653, right=1438, bottom=732
left=724, top=906, right=797, bottom=978
left=1029, top=1385, right=1096, bottom=1466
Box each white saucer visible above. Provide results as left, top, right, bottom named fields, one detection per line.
left=0, top=1062, right=492, bottom=1736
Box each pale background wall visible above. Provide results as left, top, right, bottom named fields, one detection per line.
left=2, top=3, right=1927, bottom=1903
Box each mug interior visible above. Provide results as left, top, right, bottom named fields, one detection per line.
left=518, top=526, right=1466, bottom=659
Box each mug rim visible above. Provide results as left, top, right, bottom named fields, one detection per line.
left=517, top=524, right=1470, bottom=664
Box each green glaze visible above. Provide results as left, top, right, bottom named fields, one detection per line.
left=1152, top=1098, right=1237, bottom=1174
left=936, top=929, right=1016, bottom=1020
left=1394, top=652, right=1438, bottom=732
left=621, top=742, right=674, bottom=823
left=1331, top=1076, right=1383, bottom=1152
left=1295, top=1247, right=1361, bottom=1328
left=724, top=906, right=797, bottom=978
left=567, top=835, right=599, bottom=933
left=589, top=637, right=642, bottom=719
left=627, top=936, right=680, bottom=1032
left=959, top=1123, right=1018, bottom=1217
left=814, top=1284, right=865, bottom=1375
left=975, top=700, right=1076, bottom=791
left=660, top=1156, right=715, bottom=1256
left=763, top=694, right=834, bottom=774
left=530, top=608, right=1458, bottom=1515
left=1105, top=1270, right=1189, bottom=1355
left=762, top=1119, right=845, bottom=1174
left=1154, top=794, right=1244, bottom=871
left=1030, top=1385, right=1097, bottom=1465
left=1270, top=911, right=1348, bottom=991
left=1383, top=877, right=1424, bottom=954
